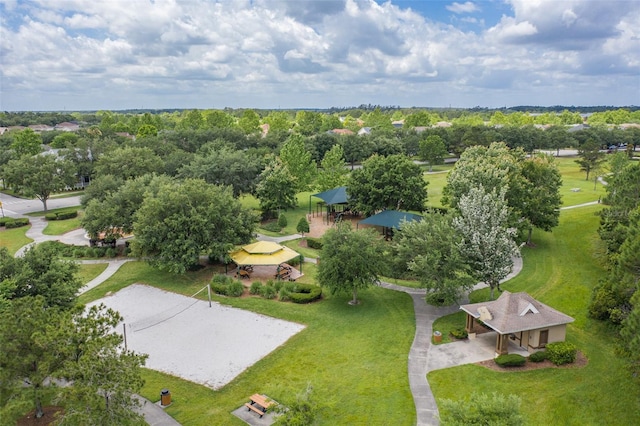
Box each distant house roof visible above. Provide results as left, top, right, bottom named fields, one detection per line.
left=55, top=122, right=80, bottom=131
left=115, top=132, right=135, bottom=139
left=433, top=121, right=452, bottom=128
left=460, top=291, right=574, bottom=334
left=29, top=124, right=54, bottom=132
left=392, top=120, right=404, bottom=128
left=568, top=124, right=590, bottom=132
left=329, top=128, right=355, bottom=135
left=312, top=186, right=349, bottom=205
left=357, top=127, right=372, bottom=136
left=413, top=126, right=428, bottom=133
left=358, top=210, right=423, bottom=230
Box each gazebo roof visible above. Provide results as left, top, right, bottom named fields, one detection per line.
left=230, top=241, right=300, bottom=266
left=358, top=210, right=423, bottom=230
left=311, top=186, right=348, bottom=205
left=460, top=291, right=574, bottom=334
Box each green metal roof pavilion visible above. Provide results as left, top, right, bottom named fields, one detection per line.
left=358, top=210, right=423, bottom=230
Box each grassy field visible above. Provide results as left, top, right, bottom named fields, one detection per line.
left=76, top=263, right=108, bottom=285
left=79, top=261, right=417, bottom=425
left=429, top=204, right=640, bottom=425
left=0, top=226, right=32, bottom=255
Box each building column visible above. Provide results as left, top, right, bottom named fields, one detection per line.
left=465, top=314, right=474, bottom=333
left=495, top=333, right=509, bottom=355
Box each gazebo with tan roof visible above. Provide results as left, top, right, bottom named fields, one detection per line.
left=460, top=291, right=574, bottom=356
left=229, top=241, right=303, bottom=280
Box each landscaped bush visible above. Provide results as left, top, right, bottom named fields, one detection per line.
left=0, top=217, right=12, bottom=226
left=546, top=341, right=577, bottom=365
left=529, top=351, right=548, bottom=363
left=278, top=287, right=291, bottom=301
left=45, top=213, right=58, bottom=220
left=278, top=213, right=288, bottom=228
left=250, top=281, right=263, bottom=295
left=286, top=255, right=304, bottom=267
left=55, top=211, right=78, bottom=220
left=105, top=248, right=117, bottom=258
left=494, top=354, right=526, bottom=367
left=226, top=281, right=245, bottom=297
left=450, top=328, right=468, bottom=339
left=288, top=284, right=322, bottom=304
left=261, top=284, right=277, bottom=299
left=5, top=218, right=30, bottom=229
left=306, top=238, right=323, bottom=249
left=211, top=283, right=228, bottom=295
left=261, top=221, right=282, bottom=232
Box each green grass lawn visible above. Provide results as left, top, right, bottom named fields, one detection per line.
left=554, top=156, right=607, bottom=206
left=42, top=213, right=83, bottom=235
left=428, top=204, right=640, bottom=425
left=76, top=263, right=108, bottom=285
left=0, top=226, right=33, bottom=255
left=80, top=261, right=416, bottom=425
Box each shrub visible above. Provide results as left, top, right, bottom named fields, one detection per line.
left=495, top=354, right=526, bottom=367
left=226, top=281, right=245, bottom=297
left=73, top=249, right=85, bottom=258
left=306, top=238, right=323, bottom=250
left=45, top=213, right=57, bottom=220
left=450, top=328, right=468, bottom=339
left=0, top=217, right=12, bottom=226
left=211, top=274, right=233, bottom=285
left=5, top=218, right=29, bottom=228
left=278, top=213, right=288, bottom=228
left=262, top=221, right=282, bottom=232
left=105, top=248, right=117, bottom=258
left=250, top=281, right=263, bottom=295
left=287, top=255, right=303, bottom=267
left=56, top=211, right=78, bottom=220
left=529, top=351, right=548, bottom=363
left=211, top=283, right=228, bottom=295
left=546, top=341, right=577, bottom=365
left=288, top=284, right=322, bottom=304
left=278, top=287, right=291, bottom=301
left=261, top=285, right=277, bottom=299
left=95, top=247, right=106, bottom=258
left=273, top=280, right=284, bottom=292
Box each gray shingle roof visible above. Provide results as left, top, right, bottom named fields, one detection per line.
left=460, top=291, right=574, bottom=334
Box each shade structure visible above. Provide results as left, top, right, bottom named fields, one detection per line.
left=358, top=210, right=423, bottom=230
left=311, top=186, right=348, bottom=205
left=230, top=241, right=301, bottom=266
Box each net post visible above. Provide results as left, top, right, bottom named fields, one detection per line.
left=123, top=323, right=128, bottom=351
left=207, top=283, right=212, bottom=308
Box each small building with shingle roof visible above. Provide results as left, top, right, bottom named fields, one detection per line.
left=460, top=291, right=574, bottom=355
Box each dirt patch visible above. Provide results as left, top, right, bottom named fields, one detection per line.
left=476, top=351, right=588, bottom=372
left=17, top=406, right=64, bottom=426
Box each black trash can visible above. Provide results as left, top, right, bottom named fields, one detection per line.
left=161, top=389, right=171, bottom=406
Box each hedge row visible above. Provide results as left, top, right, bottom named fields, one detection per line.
left=210, top=274, right=322, bottom=303
left=306, top=238, right=323, bottom=250
left=1, top=217, right=30, bottom=228
left=45, top=211, right=78, bottom=221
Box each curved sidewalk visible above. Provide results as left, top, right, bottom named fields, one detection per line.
left=378, top=254, right=523, bottom=426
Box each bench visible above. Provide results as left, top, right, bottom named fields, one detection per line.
left=275, top=270, right=290, bottom=280
left=245, top=403, right=266, bottom=418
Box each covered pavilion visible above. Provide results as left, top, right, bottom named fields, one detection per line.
left=229, top=241, right=303, bottom=280
left=357, top=210, right=423, bottom=239
left=460, top=291, right=574, bottom=355
left=309, top=186, right=351, bottom=224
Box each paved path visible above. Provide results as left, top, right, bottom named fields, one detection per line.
left=378, top=254, right=523, bottom=426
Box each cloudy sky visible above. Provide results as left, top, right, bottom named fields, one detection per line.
left=1, top=0, right=639, bottom=111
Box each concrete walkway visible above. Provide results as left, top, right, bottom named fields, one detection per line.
left=378, top=254, right=523, bottom=426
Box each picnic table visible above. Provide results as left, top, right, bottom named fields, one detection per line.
left=237, top=269, right=251, bottom=279
left=244, top=393, right=273, bottom=418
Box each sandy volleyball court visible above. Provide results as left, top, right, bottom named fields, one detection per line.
left=89, top=284, right=305, bottom=389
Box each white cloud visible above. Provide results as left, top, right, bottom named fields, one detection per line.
left=446, top=2, right=480, bottom=14
left=0, top=0, right=638, bottom=110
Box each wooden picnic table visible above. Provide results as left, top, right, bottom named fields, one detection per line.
left=237, top=269, right=251, bottom=279
left=244, top=393, right=273, bottom=418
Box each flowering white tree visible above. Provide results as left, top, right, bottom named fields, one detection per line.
left=453, top=186, right=520, bottom=299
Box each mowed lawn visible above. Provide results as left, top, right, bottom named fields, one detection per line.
left=0, top=226, right=32, bottom=255
left=79, top=261, right=417, bottom=425
left=429, top=205, right=640, bottom=425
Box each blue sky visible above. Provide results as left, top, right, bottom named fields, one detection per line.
left=1, top=0, right=638, bottom=111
